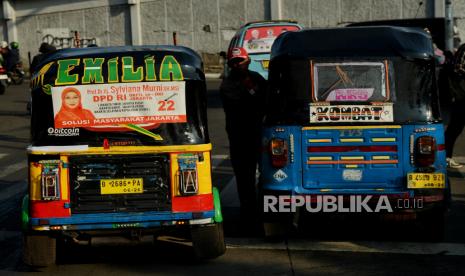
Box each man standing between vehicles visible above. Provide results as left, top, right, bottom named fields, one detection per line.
left=220, top=47, right=266, bottom=222
left=445, top=44, right=465, bottom=168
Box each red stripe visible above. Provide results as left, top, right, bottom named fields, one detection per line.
left=437, top=144, right=445, bottom=151
left=30, top=200, right=70, bottom=218
left=172, top=193, right=214, bottom=212
left=308, top=145, right=397, bottom=153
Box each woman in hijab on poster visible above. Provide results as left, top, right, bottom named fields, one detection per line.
left=54, top=87, right=95, bottom=127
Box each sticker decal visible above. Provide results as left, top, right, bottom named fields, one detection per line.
left=310, top=103, right=393, bottom=123
left=343, top=169, right=363, bottom=181
left=273, top=169, right=288, bottom=182
left=51, top=82, right=186, bottom=128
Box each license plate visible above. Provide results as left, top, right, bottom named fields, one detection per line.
left=100, top=178, right=143, bottom=194
left=0, top=75, right=8, bottom=79
left=261, top=60, right=269, bottom=70
left=407, top=173, right=445, bottom=189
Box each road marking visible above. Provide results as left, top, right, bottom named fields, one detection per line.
left=0, top=161, right=27, bottom=179
left=211, top=154, right=228, bottom=169
left=226, top=238, right=465, bottom=256
left=0, top=181, right=27, bottom=202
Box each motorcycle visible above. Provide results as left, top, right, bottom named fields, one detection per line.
left=9, top=62, right=24, bottom=85
left=0, top=65, right=8, bottom=95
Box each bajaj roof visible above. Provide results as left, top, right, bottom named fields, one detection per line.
left=271, top=26, right=434, bottom=60
left=38, top=45, right=204, bottom=81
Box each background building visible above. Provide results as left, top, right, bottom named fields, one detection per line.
left=1, top=0, right=464, bottom=71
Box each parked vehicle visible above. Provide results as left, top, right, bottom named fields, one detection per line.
left=260, top=26, right=449, bottom=239
left=0, top=65, right=9, bottom=95
left=23, top=45, right=225, bottom=266
left=9, top=62, right=25, bottom=85
left=222, top=20, right=302, bottom=79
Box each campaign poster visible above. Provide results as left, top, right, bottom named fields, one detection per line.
left=243, top=25, right=300, bottom=54
left=51, top=82, right=186, bottom=129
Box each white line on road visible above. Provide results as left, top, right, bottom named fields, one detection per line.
left=0, top=181, right=27, bottom=202
left=211, top=154, right=229, bottom=169
left=226, top=238, right=465, bottom=256
left=0, top=161, right=27, bottom=179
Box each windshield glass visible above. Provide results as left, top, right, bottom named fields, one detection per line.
left=313, top=62, right=388, bottom=102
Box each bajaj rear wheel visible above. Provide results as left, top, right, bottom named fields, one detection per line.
left=191, top=223, right=226, bottom=260
left=22, top=234, right=56, bottom=266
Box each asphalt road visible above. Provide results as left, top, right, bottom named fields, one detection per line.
left=0, top=80, right=465, bottom=275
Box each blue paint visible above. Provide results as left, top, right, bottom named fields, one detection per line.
left=30, top=210, right=215, bottom=227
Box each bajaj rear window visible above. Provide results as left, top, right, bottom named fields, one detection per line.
left=312, top=62, right=389, bottom=102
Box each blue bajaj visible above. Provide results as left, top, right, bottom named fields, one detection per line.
left=260, top=26, right=449, bottom=239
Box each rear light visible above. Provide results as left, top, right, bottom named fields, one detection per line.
left=39, top=160, right=61, bottom=200
left=415, top=136, right=436, bottom=167
left=0, top=67, right=5, bottom=73
left=270, top=138, right=288, bottom=168
left=179, top=169, right=198, bottom=195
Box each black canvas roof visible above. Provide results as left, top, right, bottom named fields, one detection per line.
left=271, top=26, right=434, bottom=60
left=39, top=45, right=204, bottom=80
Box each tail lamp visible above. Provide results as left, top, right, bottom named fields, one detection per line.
left=269, top=138, right=288, bottom=168
left=415, top=136, right=436, bottom=167
left=0, top=67, right=5, bottom=73
left=178, top=156, right=198, bottom=196
left=39, top=160, right=61, bottom=200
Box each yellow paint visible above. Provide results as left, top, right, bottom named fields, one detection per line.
left=302, top=125, right=401, bottom=130
left=60, top=156, right=69, bottom=200
left=308, top=156, right=333, bottom=161
left=28, top=144, right=212, bottom=155
left=372, top=156, right=391, bottom=160
left=29, top=162, right=42, bottom=200
left=32, top=226, right=49, bottom=231
left=375, top=188, right=385, bottom=191
left=308, top=139, right=332, bottom=143
left=320, top=189, right=332, bottom=192
left=345, top=165, right=359, bottom=168
left=340, top=156, right=364, bottom=160
left=340, top=138, right=364, bottom=142
left=372, top=138, right=396, bottom=142
left=170, top=152, right=212, bottom=196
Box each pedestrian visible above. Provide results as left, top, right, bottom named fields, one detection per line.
left=30, top=42, right=56, bottom=75
left=444, top=44, right=465, bottom=168
left=219, top=47, right=266, bottom=222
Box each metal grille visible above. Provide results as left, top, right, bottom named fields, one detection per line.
left=69, top=154, right=171, bottom=214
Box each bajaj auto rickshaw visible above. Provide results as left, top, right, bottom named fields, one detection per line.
left=23, top=46, right=225, bottom=265
left=261, top=26, right=449, bottom=238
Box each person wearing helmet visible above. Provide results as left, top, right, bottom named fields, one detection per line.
left=219, top=47, right=266, bottom=226
left=0, top=41, right=14, bottom=72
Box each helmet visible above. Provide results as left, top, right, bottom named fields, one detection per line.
left=227, top=47, right=249, bottom=66
left=10, top=41, right=18, bottom=49
left=0, top=41, right=8, bottom=48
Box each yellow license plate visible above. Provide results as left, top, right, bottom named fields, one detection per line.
left=100, top=178, right=143, bottom=194
left=261, top=60, right=269, bottom=70
left=407, top=173, right=445, bottom=189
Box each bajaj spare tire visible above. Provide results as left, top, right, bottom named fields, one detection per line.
left=191, top=222, right=226, bottom=260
